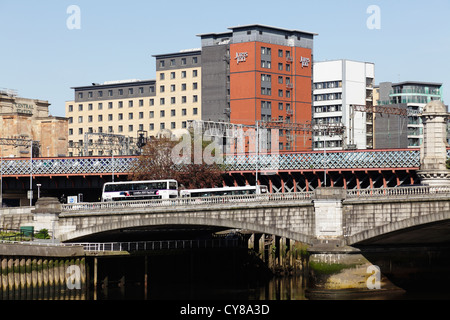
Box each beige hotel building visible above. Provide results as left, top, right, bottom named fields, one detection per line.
left=65, top=49, right=202, bottom=156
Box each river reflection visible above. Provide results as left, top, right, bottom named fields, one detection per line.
left=94, top=275, right=305, bottom=301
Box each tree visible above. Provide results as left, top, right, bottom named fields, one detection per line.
left=130, top=133, right=226, bottom=189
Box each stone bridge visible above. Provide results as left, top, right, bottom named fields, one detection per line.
left=26, top=186, right=450, bottom=247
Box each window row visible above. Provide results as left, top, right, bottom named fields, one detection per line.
left=314, top=81, right=342, bottom=90
left=77, top=86, right=155, bottom=99
left=314, top=105, right=342, bottom=113
left=69, top=121, right=194, bottom=140
left=313, top=93, right=342, bottom=101
left=159, top=83, right=198, bottom=92
left=68, top=108, right=198, bottom=124
left=159, top=57, right=199, bottom=68
left=159, top=69, right=198, bottom=80
left=68, top=95, right=199, bottom=112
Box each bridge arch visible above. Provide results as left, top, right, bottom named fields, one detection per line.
left=59, top=214, right=314, bottom=245
left=347, top=211, right=450, bottom=246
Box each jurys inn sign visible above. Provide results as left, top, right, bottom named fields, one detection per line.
left=235, top=52, right=248, bottom=64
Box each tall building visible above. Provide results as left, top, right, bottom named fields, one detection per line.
left=312, top=60, right=375, bottom=150
left=375, top=81, right=443, bottom=148
left=198, top=24, right=317, bottom=151
left=152, top=49, right=202, bottom=136
left=0, top=89, right=68, bottom=158
left=65, top=80, right=157, bottom=156
left=66, top=24, right=317, bottom=154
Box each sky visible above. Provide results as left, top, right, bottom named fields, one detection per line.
left=0, top=0, right=449, bottom=117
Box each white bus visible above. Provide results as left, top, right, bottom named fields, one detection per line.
left=179, top=185, right=268, bottom=198
left=102, top=180, right=178, bottom=202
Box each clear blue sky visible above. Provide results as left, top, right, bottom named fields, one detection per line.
left=1, top=0, right=449, bottom=117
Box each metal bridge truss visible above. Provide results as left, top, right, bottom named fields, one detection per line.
left=0, top=148, right=443, bottom=176
left=0, top=149, right=448, bottom=192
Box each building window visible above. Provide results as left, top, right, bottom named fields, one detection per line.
left=108, top=90, right=113, bottom=96
left=69, top=129, right=73, bottom=135
left=171, top=109, right=176, bottom=117
left=160, top=110, right=165, bottom=117
left=108, top=102, right=113, bottom=109
left=149, top=98, right=154, bottom=106
left=160, top=86, right=165, bottom=93
left=193, top=95, right=198, bottom=103
left=98, top=103, right=103, bottom=110
left=171, top=122, right=176, bottom=129
left=193, top=57, right=198, bottom=64
left=78, top=104, right=83, bottom=111
left=149, top=111, right=154, bottom=118
left=149, top=123, right=154, bottom=131
left=129, top=100, right=133, bottom=107
left=118, top=101, right=123, bottom=108
left=128, top=113, right=133, bottom=120
left=182, top=109, right=187, bottom=116
left=193, top=83, right=198, bottom=90
left=139, top=112, right=144, bottom=119
left=78, top=116, right=83, bottom=123
left=108, top=114, right=113, bottom=121
left=160, top=73, right=165, bottom=80
left=78, top=128, right=83, bottom=135
left=193, top=70, right=198, bottom=77
left=98, top=115, right=103, bottom=122
left=128, top=125, right=133, bottom=132
left=139, top=99, right=144, bottom=107
left=171, top=97, right=176, bottom=104
left=160, top=123, right=165, bottom=130
left=68, top=105, right=73, bottom=112
left=129, top=88, right=133, bottom=95
left=118, top=125, right=123, bottom=133
left=181, top=71, right=186, bottom=78
left=118, top=113, right=123, bottom=120
left=160, top=98, right=165, bottom=105
left=171, top=72, right=176, bottom=79
left=159, top=60, right=165, bottom=68
left=118, top=89, right=123, bottom=95
left=88, top=115, right=93, bottom=122
left=193, top=108, right=198, bottom=115
left=171, top=84, right=176, bottom=92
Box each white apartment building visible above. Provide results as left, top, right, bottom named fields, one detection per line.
left=312, top=60, right=375, bottom=150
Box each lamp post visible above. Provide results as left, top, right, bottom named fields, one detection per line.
left=37, top=184, right=41, bottom=199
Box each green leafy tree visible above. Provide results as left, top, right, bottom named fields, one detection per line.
left=130, top=134, right=225, bottom=189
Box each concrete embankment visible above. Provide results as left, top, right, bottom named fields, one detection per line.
left=0, top=242, right=87, bottom=299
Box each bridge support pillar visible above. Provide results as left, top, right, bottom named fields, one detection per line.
left=30, top=197, right=62, bottom=240
left=417, top=100, right=450, bottom=186
left=306, top=188, right=403, bottom=298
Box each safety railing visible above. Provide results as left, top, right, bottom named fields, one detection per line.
left=61, top=191, right=314, bottom=212
left=346, top=185, right=450, bottom=198
left=76, top=239, right=243, bottom=252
